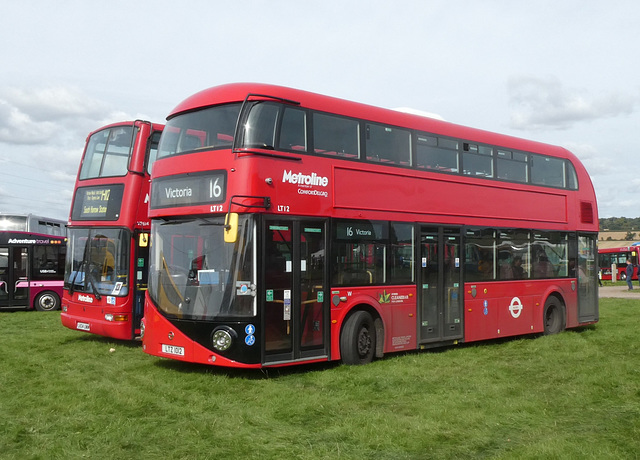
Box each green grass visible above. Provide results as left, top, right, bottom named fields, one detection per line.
left=1, top=299, right=639, bottom=459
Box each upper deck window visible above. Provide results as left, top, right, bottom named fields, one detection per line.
left=242, top=102, right=279, bottom=149
left=365, top=124, right=411, bottom=165
left=313, top=113, right=360, bottom=159
left=80, top=126, right=134, bottom=179
left=146, top=130, right=162, bottom=175
left=531, top=154, right=565, bottom=188
left=463, top=143, right=494, bottom=178
left=238, top=103, right=308, bottom=152
left=416, top=135, right=459, bottom=172
left=278, top=107, right=307, bottom=152
left=157, top=103, right=241, bottom=159
left=496, top=149, right=528, bottom=183
left=566, top=161, right=578, bottom=190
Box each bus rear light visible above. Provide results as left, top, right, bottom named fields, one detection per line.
left=105, top=314, right=128, bottom=322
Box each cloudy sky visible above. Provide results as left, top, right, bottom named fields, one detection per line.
left=1, top=0, right=638, bottom=221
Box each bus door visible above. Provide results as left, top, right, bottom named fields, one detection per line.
left=419, top=227, right=463, bottom=343
left=577, top=234, right=598, bottom=323
left=263, top=219, right=328, bottom=364
left=0, top=246, right=30, bottom=309
left=133, top=231, right=150, bottom=333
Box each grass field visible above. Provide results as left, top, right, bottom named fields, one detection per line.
left=1, top=298, right=639, bottom=459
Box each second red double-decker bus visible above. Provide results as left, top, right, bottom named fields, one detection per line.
left=61, top=120, right=163, bottom=340
left=598, top=245, right=639, bottom=280
left=141, top=83, right=598, bottom=368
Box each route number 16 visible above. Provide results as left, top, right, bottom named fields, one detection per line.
left=209, top=177, right=222, bottom=199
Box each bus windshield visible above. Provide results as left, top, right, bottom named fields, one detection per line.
left=148, top=215, right=256, bottom=320
left=65, top=228, right=130, bottom=296
left=157, top=103, right=241, bottom=158
left=80, top=126, right=135, bottom=179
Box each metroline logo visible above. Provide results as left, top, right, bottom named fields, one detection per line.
left=282, top=170, right=329, bottom=187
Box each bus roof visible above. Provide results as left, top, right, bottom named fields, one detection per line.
left=85, top=119, right=164, bottom=141
left=169, top=82, right=580, bottom=162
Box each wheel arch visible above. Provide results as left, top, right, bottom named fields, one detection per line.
left=542, top=291, right=567, bottom=334
left=337, top=299, right=385, bottom=360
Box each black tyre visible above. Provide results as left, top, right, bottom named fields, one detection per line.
left=35, top=291, right=60, bottom=311
left=340, top=310, right=376, bottom=365
left=543, top=296, right=565, bottom=335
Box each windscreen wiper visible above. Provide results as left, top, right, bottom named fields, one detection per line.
left=85, top=269, right=102, bottom=300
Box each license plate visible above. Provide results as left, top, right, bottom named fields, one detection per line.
left=161, top=344, right=185, bottom=356
left=77, top=322, right=90, bottom=331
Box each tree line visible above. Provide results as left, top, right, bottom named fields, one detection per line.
left=599, top=217, right=640, bottom=231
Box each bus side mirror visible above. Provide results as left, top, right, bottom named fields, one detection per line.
left=139, top=233, right=149, bottom=247
left=224, top=213, right=239, bottom=243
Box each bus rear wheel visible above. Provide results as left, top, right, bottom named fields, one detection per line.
left=543, top=296, right=565, bottom=335
left=340, top=310, right=376, bottom=365
left=35, top=291, right=60, bottom=311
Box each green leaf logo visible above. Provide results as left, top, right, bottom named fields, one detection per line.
left=378, top=290, right=391, bottom=304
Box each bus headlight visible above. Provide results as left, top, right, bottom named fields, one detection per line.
left=140, top=319, right=145, bottom=339
left=211, top=327, right=235, bottom=352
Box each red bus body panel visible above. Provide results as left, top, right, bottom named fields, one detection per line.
left=463, top=279, right=579, bottom=342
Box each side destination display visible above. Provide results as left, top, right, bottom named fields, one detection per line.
left=71, top=184, right=125, bottom=221
left=151, top=171, right=227, bottom=209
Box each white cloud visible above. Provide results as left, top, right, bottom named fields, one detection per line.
left=2, top=86, right=109, bottom=121
left=0, top=99, right=57, bottom=144
left=0, top=86, right=143, bottom=149
left=508, top=76, right=637, bottom=130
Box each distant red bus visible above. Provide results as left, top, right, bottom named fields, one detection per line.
left=598, top=245, right=639, bottom=280
left=61, top=120, right=163, bottom=340
left=141, top=83, right=599, bottom=368
left=0, top=214, right=66, bottom=311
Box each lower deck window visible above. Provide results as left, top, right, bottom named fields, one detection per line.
left=332, top=221, right=414, bottom=286
left=466, top=228, right=572, bottom=282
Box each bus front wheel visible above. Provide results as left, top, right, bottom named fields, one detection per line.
left=35, top=291, right=61, bottom=311
left=340, top=310, right=376, bottom=365
left=543, top=296, right=565, bottom=335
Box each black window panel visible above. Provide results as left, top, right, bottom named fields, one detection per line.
left=313, top=113, right=359, bottom=158
left=278, top=107, right=307, bottom=152
left=465, top=228, right=496, bottom=282
left=365, top=124, right=411, bottom=165
left=416, top=136, right=459, bottom=172
left=243, top=102, right=280, bottom=149
left=497, top=158, right=528, bottom=182
left=566, top=160, right=579, bottom=190
left=531, top=154, right=565, bottom=188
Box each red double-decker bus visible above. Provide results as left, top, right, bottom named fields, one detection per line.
left=61, top=120, right=163, bottom=340
left=598, top=245, right=639, bottom=280
left=141, top=83, right=598, bottom=368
